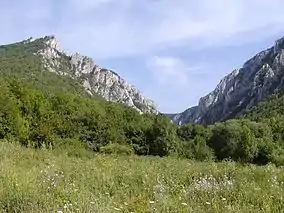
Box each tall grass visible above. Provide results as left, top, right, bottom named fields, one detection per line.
left=0, top=140, right=283, bottom=212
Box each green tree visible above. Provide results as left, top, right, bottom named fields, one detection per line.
left=210, top=119, right=258, bottom=163
left=147, top=115, right=177, bottom=156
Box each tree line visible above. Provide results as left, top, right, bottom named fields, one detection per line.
left=0, top=77, right=283, bottom=166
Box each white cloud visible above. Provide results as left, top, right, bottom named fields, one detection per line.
left=2, top=0, right=284, bottom=58
left=146, top=56, right=200, bottom=86
left=57, top=0, right=284, bottom=59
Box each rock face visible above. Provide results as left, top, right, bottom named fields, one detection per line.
left=33, top=36, right=157, bottom=114
left=38, top=36, right=63, bottom=74
left=172, top=36, right=284, bottom=125
left=69, top=53, right=156, bottom=113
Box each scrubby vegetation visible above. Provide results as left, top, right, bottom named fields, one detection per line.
left=0, top=141, right=284, bottom=212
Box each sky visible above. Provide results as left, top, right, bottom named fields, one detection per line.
left=1, top=0, right=284, bottom=113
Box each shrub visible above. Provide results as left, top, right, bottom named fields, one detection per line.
left=270, top=146, right=284, bottom=167
left=53, top=138, right=93, bottom=158
left=100, top=143, right=134, bottom=155
left=209, top=120, right=258, bottom=163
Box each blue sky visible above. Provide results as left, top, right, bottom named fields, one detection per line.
left=1, top=0, right=284, bottom=113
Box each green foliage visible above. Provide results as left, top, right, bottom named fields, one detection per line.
left=53, top=138, right=94, bottom=158
left=146, top=115, right=178, bottom=156
left=209, top=120, right=258, bottom=162
left=100, top=143, right=134, bottom=155
left=176, top=123, right=214, bottom=161
left=243, top=92, right=284, bottom=121
left=177, top=123, right=212, bottom=141
left=0, top=80, right=21, bottom=139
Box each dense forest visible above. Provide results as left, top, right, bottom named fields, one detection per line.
left=0, top=39, right=284, bottom=166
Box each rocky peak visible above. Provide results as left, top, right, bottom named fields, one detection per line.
left=70, top=53, right=95, bottom=77
left=171, top=35, right=284, bottom=125
left=33, top=36, right=158, bottom=114
left=198, top=69, right=240, bottom=115
left=274, top=36, right=284, bottom=54
left=37, top=36, right=62, bottom=74
left=69, top=53, right=157, bottom=113
left=42, top=35, right=61, bottom=51
left=23, top=37, right=36, bottom=44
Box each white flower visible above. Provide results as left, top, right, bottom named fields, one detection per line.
left=205, top=202, right=211, bottom=205
left=149, top=201, right=155, bottom=204
left=221, top=197, right=226, bottom=201
left=181, top=202, right=188, bottom=206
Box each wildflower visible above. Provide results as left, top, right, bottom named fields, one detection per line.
left=190, top=174, right=234, bottom=191
left=205, top=202, right=211, bottom=205
left=270, top=175, right=279, bottom=187
left=90, top=201, right=95, bottom=205
left=154, top=183, right=165, bottom=194
left=64, top=204, right=68, bottom=209
left=149, top=201, right=155, bottom=204
left=181, top=202, right=188, bottom=206
left=221, top=197, right=226, bottom=201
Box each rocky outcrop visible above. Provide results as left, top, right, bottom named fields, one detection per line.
left=69, top=53, right=156, bottom=113
left=33, top=36, right=157, bottom=114
left=172, top=36, right=284, bottom=125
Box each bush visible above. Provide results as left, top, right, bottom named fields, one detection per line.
left=270, top=147, right=284, bottom=167
left=52, top=138, right=93, bottom=158
left=146, top=115, right=178, bottom=156
left=209, top=120, right=258, bottom=163
left=100, top=143, right=134, bottom=155
left=191, top=136, right=215, bottom=161
left=177, top=137, right=215, bottom=161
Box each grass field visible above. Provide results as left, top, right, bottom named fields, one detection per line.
left=0, top=140, right=283, bottom=213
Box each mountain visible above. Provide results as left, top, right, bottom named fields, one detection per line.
left=1, top=36, right=157, bottom=114
left=0, top=34, right=283, bottom=166
left=171, top=36, right=284, bottom=125
left=0, top=35, right=164, bottom=156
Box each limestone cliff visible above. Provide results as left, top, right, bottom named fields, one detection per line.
left=33, top=36, right=157, bottom=114
left=172, top=36, right=284, bottom=125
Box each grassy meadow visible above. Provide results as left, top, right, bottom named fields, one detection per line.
left=0, top=140, right=283, bottom=213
